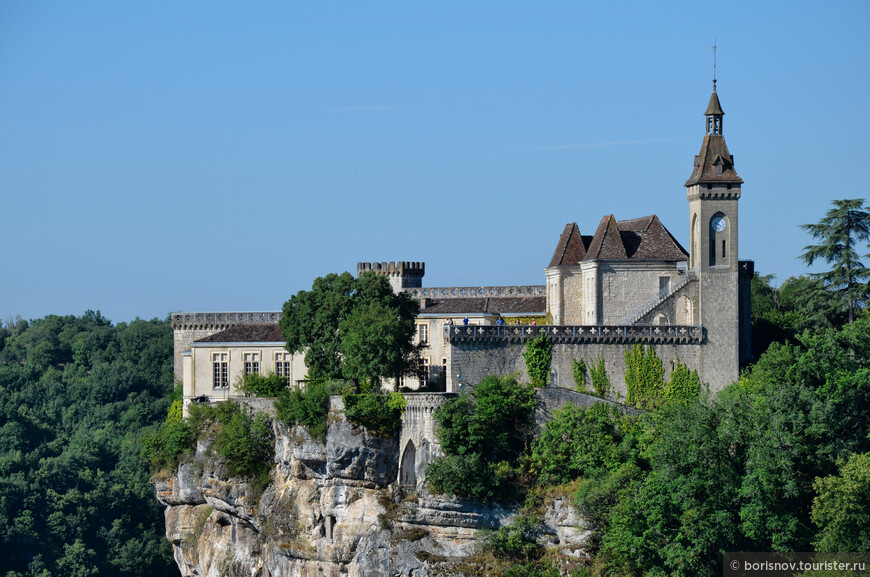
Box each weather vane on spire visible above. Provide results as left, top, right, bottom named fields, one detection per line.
left=712, top=39, right=718, bottom=92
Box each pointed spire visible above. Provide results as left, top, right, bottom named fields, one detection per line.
left=686, top=84, right=742, bottom=187
left=705, top=91, right=724, bottom=116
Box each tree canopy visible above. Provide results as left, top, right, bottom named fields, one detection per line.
left=279, top=272, right=419, bottom=385
left=0, top=312, right=176, bottom=577
left=800, top=198, right=870, bottom=322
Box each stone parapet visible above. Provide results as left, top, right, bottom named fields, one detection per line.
left=171, top=311, right=281, bottom=330
left=404, top=285, right=545, bottom=299
left=445, top=324, right=704, bottom=345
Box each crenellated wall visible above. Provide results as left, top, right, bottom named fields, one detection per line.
left=445, top=324, right=708, bottom=395
left=171, top=312, right=282, bottom=383
left=403, top=285, right=545, bottom=299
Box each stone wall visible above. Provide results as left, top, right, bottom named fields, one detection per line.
left=171, top=312, right=282, bottom=382
left=446, top=325, right=707, bottom=396
left=398, top=393, right=456, bottom=490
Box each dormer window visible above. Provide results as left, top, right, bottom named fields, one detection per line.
left=714, top=157, right=724, bottom=176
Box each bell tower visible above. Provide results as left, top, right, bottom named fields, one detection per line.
left=685, top=84, right=743, bottom=271
left=685, top=79, right=744, bottom=390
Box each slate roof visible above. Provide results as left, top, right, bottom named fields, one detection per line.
left=194, top=323, right=284, bottom=343
left=548, top=223, right=587, bottom=268
left=684, top=134, right=743, bottom=186
left=420, top=297, right=546, bottom=316
left=685, top=90, right=742, bottom=186
left=548, top=215, right=688, bottom=266
left=705, top=90, right=724, bottom=116
left=587, top=215, right=628, bottom=259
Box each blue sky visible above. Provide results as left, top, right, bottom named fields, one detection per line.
left=1, top=1, right=868, bottom=323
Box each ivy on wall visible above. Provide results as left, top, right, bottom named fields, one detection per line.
left=624, top=345, right=701, bottom=408
left=589, top=357, right=611, bottom=398
left=572, top=358, right=588, bottom=392
left=522, top=335, right=553, bottom=387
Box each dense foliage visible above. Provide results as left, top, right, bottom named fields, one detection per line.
left=143, top=401, right=275, bottom=490
left=528, top=403, right=640, bottom=486
left=237, top=372, right=289, bottom=397
left=426, top=375, right=536, bottom=501
left=342, top=389, right=407, bottom=436
left=274, top=380, right=341, bottom=441
left=0, top=312, right=177, bottom=577
left=518, top=318, right=870, bottom=576
left=279, top=272, right=419, bottom=384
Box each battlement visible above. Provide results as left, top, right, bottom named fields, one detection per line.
left=445, top=324, right=704, bottom=345
left=404, top=285, right=545, bottom=299
left=357, top=261, right=425, bottom=290
left=171, top=311, right=282, bottom=330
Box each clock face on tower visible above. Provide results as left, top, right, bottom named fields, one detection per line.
left=711, top=216, right=727, bottom=233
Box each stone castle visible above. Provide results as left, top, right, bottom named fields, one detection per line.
left=172, top=85, right=752, bottom=408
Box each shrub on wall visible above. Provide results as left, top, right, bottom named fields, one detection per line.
left=528, top=403, right=639, bottom=486
left=572, top=358, right=588, bottom=392
left=624, top=344, right=665, bottom=408
left=589, top=357, right=611, bottom=399
left=663, top=359, right=702, bottom=403
left=522, top=335, right=553, bottom=387
left=238, top=372, right=289, bottom=397
left=211, top=403, right=274, bottom=484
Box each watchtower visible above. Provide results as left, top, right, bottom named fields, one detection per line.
left=356, top=261, right=425, bottom=293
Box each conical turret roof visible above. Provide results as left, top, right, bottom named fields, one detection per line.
left=705, top=90, right=724, bottom=116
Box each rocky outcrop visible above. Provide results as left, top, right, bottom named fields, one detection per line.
left=154, top=401, right=588, bottom=577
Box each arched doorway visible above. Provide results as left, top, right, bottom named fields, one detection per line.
left=400, top=440, right=417, bottom=488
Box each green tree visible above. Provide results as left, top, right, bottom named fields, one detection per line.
left=280, top=272, right=355, bottom=380
left=529, top=403, right=639, bottom=486
left=426, top=376, right=536, bottom=501
left=339, top=299, right=416, bottom=387
left=800, top=198, right=870, bottom=323
left=812, top=452, right=870, bottom=552
left=279, top=272, right=419, bottom=384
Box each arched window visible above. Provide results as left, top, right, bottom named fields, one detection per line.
left=709, top=212, right=729, bottom=267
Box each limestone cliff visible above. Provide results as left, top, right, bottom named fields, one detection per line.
left=153, top=402, right=588, bottom=577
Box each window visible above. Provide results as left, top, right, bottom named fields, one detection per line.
left=722, top=240, right=726, bottom=259
left=441, top=358, right=447, bottom=386
left=659, top=276, right=670, bottom=296
left=275, top=352, right=292, bottom=383
left=417, top=323, right=429, bottom=344
left=421, top=358, right=430, bottom=387
left=244, top=352, right=260, bottom=375
left=212, top=353, right=228, bottom=388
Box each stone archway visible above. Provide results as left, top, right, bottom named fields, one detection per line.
left=400, top=440, right=417, bottom=488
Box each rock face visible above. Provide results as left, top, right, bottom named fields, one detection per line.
left=154, top=403, right=587, bottom=577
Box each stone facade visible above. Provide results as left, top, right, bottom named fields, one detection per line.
left=445, top=324, right=704, bottom=397
left=172, top=312, right=282, bottom=383
left=172, top=87, right=750, bottom=404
